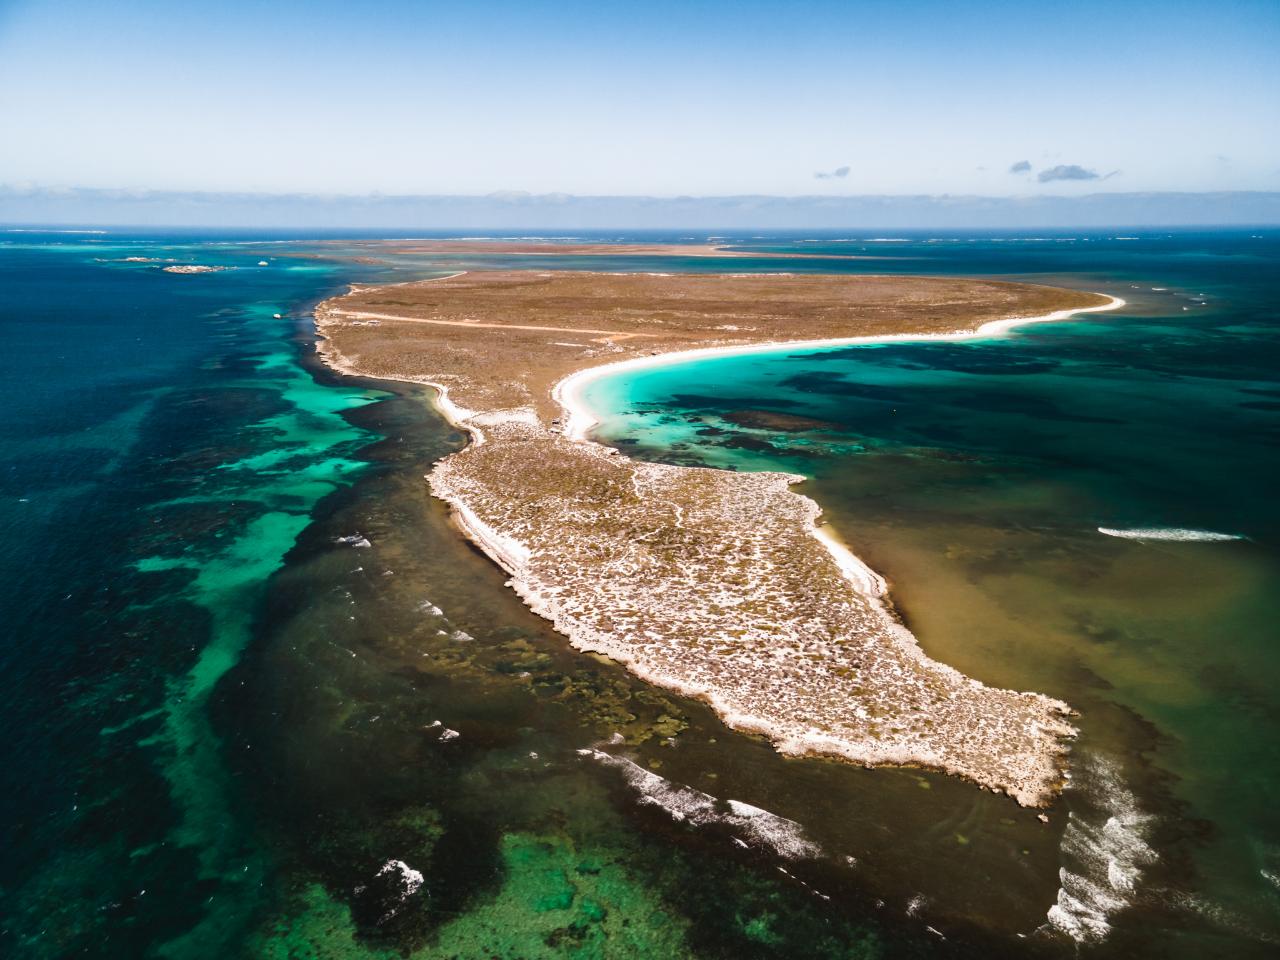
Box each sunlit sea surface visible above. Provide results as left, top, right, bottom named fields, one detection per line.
left=2, top=230, right=1276, bottom=958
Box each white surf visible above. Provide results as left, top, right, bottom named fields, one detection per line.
left=1098, top=527, right=1244, bottom=542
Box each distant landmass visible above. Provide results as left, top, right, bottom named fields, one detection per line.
left=2, top=185, right=1278, bottom=229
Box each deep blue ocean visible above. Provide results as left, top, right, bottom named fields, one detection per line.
left=1, top=229, right=1277, bottom=959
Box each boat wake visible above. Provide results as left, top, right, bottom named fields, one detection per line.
left=1098, top=526, right=1245, bottom=542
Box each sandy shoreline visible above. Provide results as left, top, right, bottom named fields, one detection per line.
left=553, top=295, right=1125, bottom=440
left=551, top=295, right=1125, bottom=629
left=314, top=267, right=1117, bottom=806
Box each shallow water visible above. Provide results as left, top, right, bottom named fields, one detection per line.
left=2, top=230, right=1277, bottom=958
left=585, top=231, right=1280, bottom=954
left=0, top=237, right=398, bottom=956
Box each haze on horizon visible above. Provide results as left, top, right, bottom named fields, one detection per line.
left=1, top=0, right=1277, bottom=210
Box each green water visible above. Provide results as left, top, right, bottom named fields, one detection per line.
left=582, top=232, right=1280, bottom=954
left=4, top=231, right=1276, bottom=958
left=1, top=237, right=390, bottom=956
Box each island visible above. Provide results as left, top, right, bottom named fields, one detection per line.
left=162, top=264, right=228, bottom=274
left=314, top=264, right=1119, bottom=806
left=309, top=238, right=881, bottom=260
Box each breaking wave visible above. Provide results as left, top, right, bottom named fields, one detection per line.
left=578, top=747, right=820, bottom=859
left=1042, top=755, right=1157, bottom=944
left=1098, top=527, right=1244, bottom=542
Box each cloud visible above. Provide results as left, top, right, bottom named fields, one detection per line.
left=1008, top=160, right=1032, bottom=174
left=814, top=165, right=850, bottom=180
left=1037, top=164, right=1101, bottom=183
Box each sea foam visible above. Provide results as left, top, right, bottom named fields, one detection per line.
left=1043, top=755, right=1157, bottom=944
left=1098, top=527, right=1244, bottom=542
left=578, top=747, right=820, bottom=859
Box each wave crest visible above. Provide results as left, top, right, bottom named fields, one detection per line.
left=1043, top=755, right=1157, bottom=944
left=1098, top=527, right=1244, bottom=542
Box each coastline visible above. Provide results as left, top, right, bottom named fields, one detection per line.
left=314, top=269, right=1119, bottom=807
left=553, top=295, right=1125, bottom=440
left=550, top=294, right=1126, bottom=655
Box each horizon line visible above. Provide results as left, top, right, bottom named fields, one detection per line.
left=6, top=223, right=1279, bottom=234
left=6, top=187, right=1277, bottom=230
left=6, top=185, right=1280, bottom=202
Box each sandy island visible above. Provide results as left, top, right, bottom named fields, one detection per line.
left=314, top=266, right=1120, bottom=806
left=162, top=264, right=227, bottom=274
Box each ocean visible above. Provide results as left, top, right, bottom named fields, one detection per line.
left=1, top=229, right=1276, bottom=958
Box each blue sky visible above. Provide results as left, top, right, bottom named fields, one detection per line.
left=0, top=0, right=1277, bottom=198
